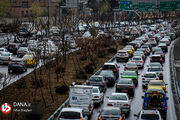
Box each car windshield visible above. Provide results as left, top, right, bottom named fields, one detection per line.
left=144, top=74, right=156, bottom=78
left=149, top=68, right=161, bottom=71
left=110, top=94, right=127, bottom=100
left=92, top=88, right=99, bottom=93
left=1, top=53, right=10, bottom=56
left=23, top=55, right=33, bottom=59
left=126, top=63, right=137, bottom=67
left=150, top=81, right=164, bottom=86
left=133, top=58, right=141, bottom=60
left=118, top=51, right=126, bottom=54
left=60, top=111, right=81, bottom=119
left=0, top=49, right=4, bottom=51
left=122, top=71, right=136, bottom=76
left=19, top=47, right=28, bottom=51
left=102, top=109, right=120, bottom=116
left=141, top=114, right=159, bottom=119
left=89, top=77, right=102, bottom=82
left=118, top=80, right=132, bottom=84
left=103, top=65, right=115, bottom=69
left=100, top=71, right=114, bottom=77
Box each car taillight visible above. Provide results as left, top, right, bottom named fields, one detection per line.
left=116, top=85, right=120, bottom=89
left=125, top=54, right=128, bottom=55
left=68, top=104, right=71, bottom=107
left=140, top=61, right=143, bottom=63
left=18, top=63, right=23, bottom=66
left=124, top=104, right=129, bottom=106
left=101, top=82, right=104, bottom=84
left=95, top=96, right=99, bottom=98
left=5, top=46, right=8, bottom=49
left=98, top=116, right=102, bottom=120
left=129, top=86, right=133, bottom=88
left=142, top=77, right=145, bottom=80
left=160, top=59, right=162, bottom=61
left=8, top=57, right=10, bottom=60
left=14, top=46, right=16, bottom=48
left=150, top=59, right=152, bottom=61
left=113, top=69, right=117, bottom=72
left=8, top=63, right=12, bottom=65
left=162, top=55, right=165, bottom=57
left=88, top=104, right=92, bottom=111
left=156, top=78, right=159, bottom=80
left=131, top=60, right=134, bottom=62
left=142, top=104, right=144, bottom=109
left=107, top=103, right=113, bottom=106
left=136, top=67, right=138, bottom=70
left=87, top=81, right=90, bottom=85
left=165, top=106, right=167, bottom=109
left=102, top=68, right=104, bottom=70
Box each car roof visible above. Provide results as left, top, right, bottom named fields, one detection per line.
left=111, top=93, right=127, bottom=95
left=149, top=80, right=164, bottom=82
left=140, top=110, right=160, bottom=114
left=104, top=63, right=116, bottom=65
left=61, top=107, right=82, bottom=113
left=91, top=75, right=103, bottom=78
left=144, top=72, right=157, bottom=74
left=102, top=107, right=121, bottom=111
left=152, top=54, right=161, bottom=57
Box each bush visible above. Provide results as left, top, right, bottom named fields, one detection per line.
left=108, top=48, right=117, bottom=53
left=80, top=56, right=87, bottom=61
left=76, top=69, right=87, bottom=79
left=84, top=64, right=94, bottom=74
left=55, top=85, right=69, bottom=94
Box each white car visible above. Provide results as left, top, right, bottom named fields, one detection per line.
left=130, top=56, right=144, bottom=69
left=142, top=72, right=159, bottom=88
left=107, top=93, right=131, bottom=115
left=0, top=52, right=15, bottom=64
left=161, top=38, right=170, bottom=46
left=58, top=108, right=88, bottom=120
left=0, top=48, right=8, bottom=55
left=92, top=87, right=104, bottom=105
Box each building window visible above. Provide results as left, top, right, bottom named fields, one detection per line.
left=22, top=2, right=29, bottom=8
left=10, top=0, right=16, bottom=2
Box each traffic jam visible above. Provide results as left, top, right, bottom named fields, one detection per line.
left=57, top=21, right=176, bottom=120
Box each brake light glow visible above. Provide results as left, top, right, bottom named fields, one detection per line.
left=150, top=59, right=152, bottom=61
left=165, top=106, right=167, bottom=109
left=131, top=60, right=134, bottom=62
left=116, top=85, right=120, bottom=89
left=156, top=78, right=159, bottom=80
left=18, top=63, right=23, bottom=66
left=125, top=54, right=128, bottom=55
left=140, top=61, right=143, bottom=63
left=95, top=96, right=99, bottom=98
left=6, top=46, right=8, bottom=49
left=162, top=55, right=165, bottom=57
left=124, top=104, right=129, bottom=106
left=87, top=81, right=90, bottom=85
left=8, top=63, right=12, bottom=65
left=101, top=82, right=104, bottom=85
left=160, top=59, right=162, bottom=61
left=98, top=116, right=102, bottom=120
left=113, top=69, right=117, bottom=72
left=68, top=104, right=71, bottom=107
left=129, top=86, right=133, bottom=88
left=107, top=103, right=113, bottom=106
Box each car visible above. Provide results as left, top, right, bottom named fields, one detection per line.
left=121, top=70, right=138, bottom=86
left=101, top=63, right=119, bottom=79
left=5, top=43, right=20, bottom=54
left=148, top=66, right=163, bottom=79
left=0, top=52, right=15, bottom=64
left=152, top=47, right=163, bottom=54
left=142, top=72, right=159, bottom=88
left=22, top=54, right=37, bottom=67
left=17, top=47, right=29, bottom=58
left=141, top=45, right=151, bottom=55
left=130, top=56, right=144, bottom=69
left=86, top=75, right=107, bottom=92
left=124, top=62, right=138, bottom=74
left=161, top=38, right=170, bottom=46
left=100, top=70, right=116, bottom=86
left=58, top=108, right=88, bottom=120
left=150, top=54, right=163, bottom=64
left=116, top=78, right=135, bottom=96
left=147, top=62, right=162, bottom=68
left=147, top=80, right=167, bottom=92
left=159, top=39, right=168, bottom=46
left=0, top=48, right=8, bottom=55
left=154, top=50, right=165, bottom=61
left=116, top=50, right=129, bottom=62
left=107, top=93, right=131, bottom=115
left=125, top=45, right=135, bottom=52
left=136, top=48, right=148, bottom=56
left=133, top=51, right=145, bottom=60
left=92, top=87, right=104, bottom=105
left=158, top=43, right=168, bottom=52
left=98, top=107, right=125, bottom=120
left=8, top=58, right=27, bottom=73
left=134, top=110, right=163, bottom=120
left=148, top=38, right=157, bottom=47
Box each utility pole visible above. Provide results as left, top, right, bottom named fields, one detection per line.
left=48, top=0, right=50, bottom=36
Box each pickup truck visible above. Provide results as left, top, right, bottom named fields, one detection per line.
left=68, top=85, right=94, bottom=117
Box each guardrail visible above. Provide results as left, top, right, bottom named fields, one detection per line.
left=47, top=56, right=115, bottom=120
left=170, top=39, right=180, bottom=104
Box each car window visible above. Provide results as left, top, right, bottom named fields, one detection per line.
left=149, top=68, right=161, bottom=71
left=60, top=111, right=81, bottom=119
left=100, top=71, right=114, bottom=77
left=103, top=65, right=115, bottom=69
left=23, top=55, right=33, bottom=59
left=102, top=109, right=120, bottom=115
left=1, top=53, right=10, bottom=56
left=150, top=81, right=164, bottom=86
left=141, top=113, right=159, bottom=119
left=92, top=88, right=99, bottom=93
left=126, top=63, right=137, bottom=67
left=118, top=80, right=132, bottom=84
left=122, top=71, right=136, bottom=76
left=110, top=95, right=127, bottom=100
left=89, top=77, right=102, bottom=82
left=133, top=58, right=141, bottom=60
left=144, top=74, right=156, bottom=78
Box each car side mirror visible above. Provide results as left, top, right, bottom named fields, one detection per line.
left=165, top=91, right=168, bottom=93
left=134, top=114, right=138, bottom=117
left=98, top=110, right=101, bottom=113
left=106, top=96, right=109, bottom=99
left=141, top=96, right=144, bottom=99
left=166, top=97, right=169, bottom=100
left=165, top=83, right=168, bottom=85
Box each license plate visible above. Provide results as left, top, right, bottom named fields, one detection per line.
left=122, top=90, right=128, bottom=92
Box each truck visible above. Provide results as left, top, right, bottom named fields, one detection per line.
left=142, top=88, right=168, bottom=119
left=68, top=85, right=94, bottom=117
